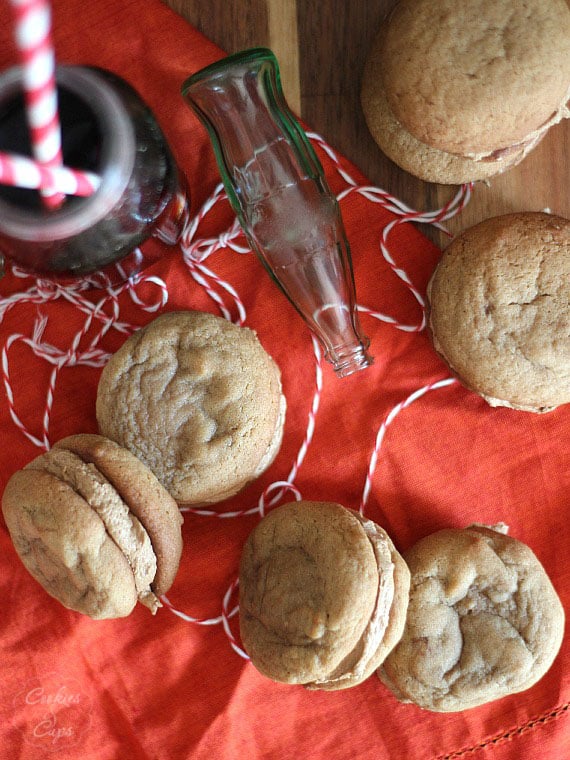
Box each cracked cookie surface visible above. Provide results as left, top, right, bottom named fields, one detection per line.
left=25, top=448, right=159, bottom=612
left=379, top=526, right=565, bottom=712
left=96, top=311, right=286, bottom=505
left=427, top=212, right=570, bottom=412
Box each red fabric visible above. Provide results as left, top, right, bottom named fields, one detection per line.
left=0, top=1, right=568, bottom=758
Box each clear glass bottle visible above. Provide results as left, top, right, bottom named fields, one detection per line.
left=182, top=48, right=372, bottom=378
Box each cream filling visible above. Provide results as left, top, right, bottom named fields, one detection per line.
left=464, top=85, right=570, bottom=163
left=37, top=449, right=160, bottom=613
left=309, top=514, right=395, bottom=686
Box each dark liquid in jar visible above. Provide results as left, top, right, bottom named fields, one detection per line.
left=0, top=69, right=184, bottom=278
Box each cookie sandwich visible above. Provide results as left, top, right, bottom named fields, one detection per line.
left=361, top=0, right=570, bottom=184
left=96, top=310, right=286, bottom=506
left=239, top=500, right=410, bottom=690
left=2, top=434, right=183, bottom=620
left=427, top=212, right=570, bottom=412
left=379, top=525, right=565, bottom=712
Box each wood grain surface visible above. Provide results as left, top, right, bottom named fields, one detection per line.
left=164, top=0, right=570, bottom=247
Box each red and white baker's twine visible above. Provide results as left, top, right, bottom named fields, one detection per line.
left=359, top=377, right=457, bottom=516
left=0, top=131, right=472, bottom=655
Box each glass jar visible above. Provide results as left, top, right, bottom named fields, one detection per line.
left=0, top=65, right=189, bottom=285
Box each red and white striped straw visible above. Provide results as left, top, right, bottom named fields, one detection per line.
left=0, top=150, right=101, bottom=197
left=9, top=0, right=65, bottom=208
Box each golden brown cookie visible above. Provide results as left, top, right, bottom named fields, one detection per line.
left=1, top=435, right=183, bottom=619
left=360, top=27, right=526, bottom=185
left=427, top=212, right=570, bottom=412
left=361, top=0, right=570, bottom=183
left=239, top=501, right=410, bottom=690
left=96, top=311, right=286, bottom=506
left=379, top=526, right=565, bottom=712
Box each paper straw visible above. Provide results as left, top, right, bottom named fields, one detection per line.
left=0, top=151, right=101, bottom=197
left=9, top=0, right=65, bottom=208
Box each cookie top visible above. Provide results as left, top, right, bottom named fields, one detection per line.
left=427, top=212, right=570, bottom=412
left=96, top=311, right=285, bottom=505
left=2, top=467, right=139, bottom=619
left=239, top=500, right=408, bottom=689
left=361, top=26, right=526, bottom=184
left=54, top=434, right=183, bottom=597
left=380, top=0, right=570, bottom=155
left=380, top=526, right=565, bottom=712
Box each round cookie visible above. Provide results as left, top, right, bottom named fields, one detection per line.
left=379, top=0, right=570, bottom=156
left=379, top=526, right=565, bottom=712
left=427, top=212, right=570, bottom=412
left=96, top=311, right=286, bottom=505
left=239, top=500, right=410, bottom=690
left=360, top=27, right=526, bottom=185
left=2, top=435, right=183, bottom=619
left=361, top=0, right=570, bottom=183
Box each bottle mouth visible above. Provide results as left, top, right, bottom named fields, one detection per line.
left=0, top=65, right=135, bottom=242
left=327, top=342, right=374, bottom=378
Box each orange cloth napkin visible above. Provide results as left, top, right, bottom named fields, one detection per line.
left=0, top=1, right=568, bottom=758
